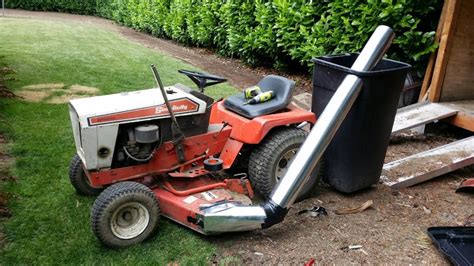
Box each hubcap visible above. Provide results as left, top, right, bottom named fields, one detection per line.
left=110, top=202, right=150, bottom=239
left=274, top=148, right=298, bottom=182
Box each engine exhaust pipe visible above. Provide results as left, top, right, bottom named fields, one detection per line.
left=201, top=25, right=395, bottom=233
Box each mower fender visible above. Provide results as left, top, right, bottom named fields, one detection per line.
left=219, top=138, right=244, bottom=169
left=210, top=101, right=316, bottom=144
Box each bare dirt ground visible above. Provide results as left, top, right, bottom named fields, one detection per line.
left=4, top=9, right=474, bottom=264
left=212, top=130, right=473, bottom=265
left=16, top=83, right=99, bottom=103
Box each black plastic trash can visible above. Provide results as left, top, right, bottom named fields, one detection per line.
left=311, top=53, right=411, bottom=193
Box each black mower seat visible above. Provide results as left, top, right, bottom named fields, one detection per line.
left=223, top=75, right=295, bottom=119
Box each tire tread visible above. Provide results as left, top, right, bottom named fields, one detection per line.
left=248, top=127, right=321, bottom=200
left=91, top=181, right=160, bottom=248
left=69, top=154, right=102, bottom=196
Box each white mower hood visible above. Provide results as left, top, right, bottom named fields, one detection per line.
left=68, top=85, right=207, bottom=170
left=69, top=85, right=207, bottom=127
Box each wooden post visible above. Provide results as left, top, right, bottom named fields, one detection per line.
left=418, top=0, right=448, bottom=102
left=427, top=0, right=461, bottom=103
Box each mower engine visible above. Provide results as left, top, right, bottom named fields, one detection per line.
left=121, top=124, right=160, bottom=162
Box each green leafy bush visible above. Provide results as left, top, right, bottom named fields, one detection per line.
left=6, top=0, right=96, bottom=15
left=6, top=0, right=442, bottom=73
left=185, top=0, right=219, bottom=47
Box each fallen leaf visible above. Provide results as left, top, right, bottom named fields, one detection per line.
left=335, top=200, right=373, bottom=215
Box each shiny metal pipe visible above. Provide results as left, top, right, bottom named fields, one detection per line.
left=270, top=25, right=395, bottom=208
left=201, top=202, right=267, bottom=234
left=351, top=25, right=395, bottom=72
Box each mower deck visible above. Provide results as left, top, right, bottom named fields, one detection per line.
left=152, top=175, right=254, bottom=234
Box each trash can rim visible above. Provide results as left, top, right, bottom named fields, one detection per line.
left=311, top=53, right=411, bottom=77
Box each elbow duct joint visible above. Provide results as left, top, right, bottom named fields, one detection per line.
left=261, top=200, right=288, bottom=229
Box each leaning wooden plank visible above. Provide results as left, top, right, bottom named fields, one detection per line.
left=381, top=136, right=474, bottom=188
left=428, top=0, right=461, bottom=102
left=392, top=102, right=458, bottom=134
left=418, top=0, right=448, bottom=102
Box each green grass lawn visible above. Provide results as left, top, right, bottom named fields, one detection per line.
left=0, top=17, right=236, bottom=264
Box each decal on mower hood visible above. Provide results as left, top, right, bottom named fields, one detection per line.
left=88, top=98, right=199, bottom=126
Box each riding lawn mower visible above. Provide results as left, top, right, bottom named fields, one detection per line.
left=67, top=26, right=399, bottom=248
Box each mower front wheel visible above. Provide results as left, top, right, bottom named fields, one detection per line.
left=91, top=181, right=160, bottom=248
left=248, top=127, right=322, bottom=201
left=69, top=154, right=102, bottom=196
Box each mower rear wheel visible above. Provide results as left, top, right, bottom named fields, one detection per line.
left=91, top=181, right=160, bottom=248
left=69, top=154, right=102, bottom=196
left=248, top=127, right=322, bottom=201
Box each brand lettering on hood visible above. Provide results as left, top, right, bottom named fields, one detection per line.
left=87, top=98, right=199, bottom=126
left=155, top=104, right=189, bottom=114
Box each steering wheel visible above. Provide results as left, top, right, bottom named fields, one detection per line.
left=178, top=69, right=227, bottom=92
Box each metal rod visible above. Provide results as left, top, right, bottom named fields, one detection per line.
left=150, top=64, right=180, bottom=127
left=270, top=25, right=395, bottom=208
left=150, top=64, right=186, bottom=162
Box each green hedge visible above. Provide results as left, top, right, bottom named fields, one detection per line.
left=6, top=0, right=97, bottom=15
left=6, top=0, right=442, bottom=74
